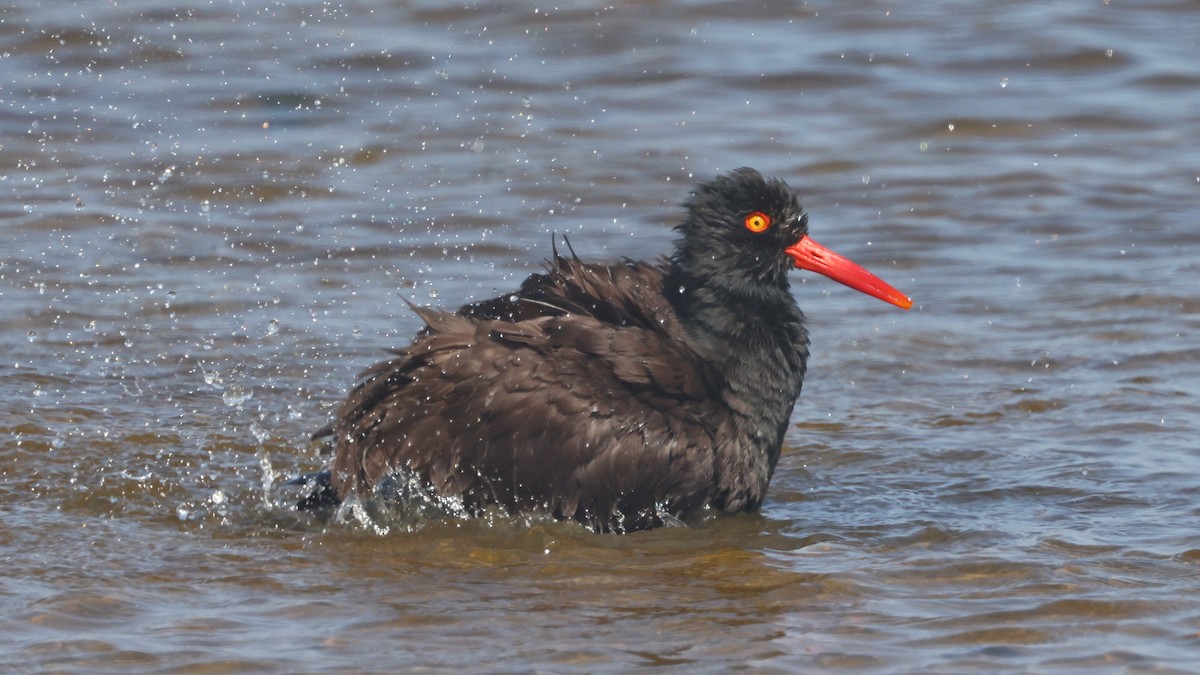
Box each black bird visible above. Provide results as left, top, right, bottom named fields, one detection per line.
left=300, top=168, right=912, bottom=532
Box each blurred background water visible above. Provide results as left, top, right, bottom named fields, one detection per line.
left=2, top=0, right=1199, bottom=671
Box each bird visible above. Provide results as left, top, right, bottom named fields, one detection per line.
left=295, top=168, right=912, bottom=533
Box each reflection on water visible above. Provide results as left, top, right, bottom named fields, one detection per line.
left=3, top=0, right=1200, bottom=671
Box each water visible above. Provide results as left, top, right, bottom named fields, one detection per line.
left=3, top=0, right=1199, bottom=671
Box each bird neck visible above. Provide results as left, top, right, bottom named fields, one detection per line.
left=666, top=264, right=806, bottom=357
left=665, top=264, right=809, bottom=408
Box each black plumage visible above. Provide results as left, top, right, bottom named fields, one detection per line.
left=301, top=168, right=911, bottom=532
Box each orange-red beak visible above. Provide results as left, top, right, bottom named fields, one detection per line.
left=785, top=236, right=913, bottom=310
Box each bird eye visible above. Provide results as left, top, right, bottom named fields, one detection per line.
left=744, top=211, right=771, bottom=233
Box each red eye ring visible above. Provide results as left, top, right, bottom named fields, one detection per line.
left=744, top=211, right=771, bottom=233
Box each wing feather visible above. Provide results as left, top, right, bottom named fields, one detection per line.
left=330, top=306, right=728, bottom=531
left=326, top=255, right=733, bottom=531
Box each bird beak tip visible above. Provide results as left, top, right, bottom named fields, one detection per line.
left=786, top=237, right=913, bottom=311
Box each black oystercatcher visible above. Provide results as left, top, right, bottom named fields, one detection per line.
left=299, top=168, right=912, bottom=532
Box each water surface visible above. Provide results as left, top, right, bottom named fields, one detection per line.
left=3, top=0, right=1200, bottom=671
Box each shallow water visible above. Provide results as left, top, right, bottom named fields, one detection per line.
left=3, top=0, right=1200, bottom=671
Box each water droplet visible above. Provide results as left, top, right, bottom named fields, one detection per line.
left=176, top=505, right=191, bottom=521
left=428, top=288, right=439, bottom=299
left=26, top=330, right=37, bottom=343
left=250, top=422, right=270, bottom=444
left=210, top=490, right=227, bottom=505
left=222, top=384, right=253, bottom=407
left=202, top=369, right=222, bottom=387
left=266, top=319, right=280, bottom=337
left=84, top=320, right=97, bottom=333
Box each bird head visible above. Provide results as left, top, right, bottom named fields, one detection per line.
left=674, top=168, right=912, bottom=310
